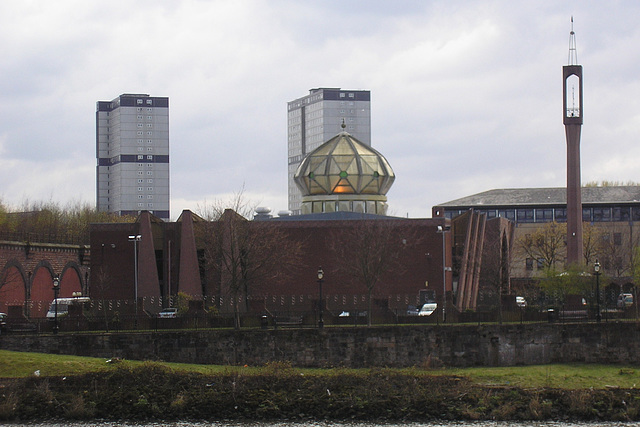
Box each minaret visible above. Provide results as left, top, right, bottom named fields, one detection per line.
left=563, top=17, right=584, bottom=265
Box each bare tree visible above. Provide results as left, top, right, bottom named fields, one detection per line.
left=329, top=219, right=417, bottom=327
left=517, top=221, right=566, bottom=270
left=198, top=191, right=303, bottom=329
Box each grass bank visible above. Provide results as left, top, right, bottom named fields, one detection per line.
left=2, top=350, right=640, bottom=422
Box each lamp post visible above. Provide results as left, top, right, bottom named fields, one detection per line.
left=437, top=225, right=451, bottom=323
left=594, top=259, right=601, bottom=323
left=52, top=275, right=60, bottom=335
left=128, top=234, right=141, bottom=327
left=317, top=267, right=324, bottom=329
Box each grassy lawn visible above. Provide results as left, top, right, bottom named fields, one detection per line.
left=1, top=349, right=640, bottom=390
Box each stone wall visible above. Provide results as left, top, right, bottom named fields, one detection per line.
left=2, top=322, right=640, bottom=368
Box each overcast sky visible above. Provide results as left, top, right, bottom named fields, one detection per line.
left=1, top=1, right=639, bottom=220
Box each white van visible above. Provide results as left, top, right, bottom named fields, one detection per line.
left=46, top=297, right=91, bottom=319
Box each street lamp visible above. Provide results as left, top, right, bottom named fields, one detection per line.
left=129, top=234, right=141, bottom=327
left=317, top=267, right=324, bottom=329
left=52, top=275, right=60, bottom=335
left=437, top=225, right=451, bottom=323
left=594, top=259, right=601, bottom=323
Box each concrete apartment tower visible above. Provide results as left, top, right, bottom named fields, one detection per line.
left=563, top=18, right=584, bottom=265
left=287, top=88, right=371, bottom=215
left=96, top=94, right=170, bottom=220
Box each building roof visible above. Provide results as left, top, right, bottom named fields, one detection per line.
left=437, top=186, right=640, bottom=208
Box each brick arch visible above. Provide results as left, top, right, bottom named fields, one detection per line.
left=30, top=260, right=56, bottom=317
left=0, top=259, right=28, bottom=313
left=60, top=262, right=84, bottom=296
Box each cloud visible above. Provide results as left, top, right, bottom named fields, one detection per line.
left=1, top=1, right=640, bottom=220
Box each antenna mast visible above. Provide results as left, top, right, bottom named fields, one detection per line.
left=568, top=16, right=578, bottom=65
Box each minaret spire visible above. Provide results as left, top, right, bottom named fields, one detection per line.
left=568, top=16, right=578, bottom=65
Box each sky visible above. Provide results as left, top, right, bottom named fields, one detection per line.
left=1, top=1, right=640, bottom=220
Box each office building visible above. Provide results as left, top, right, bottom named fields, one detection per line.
left=287, top=88, right=371, bottom=214
left=96, top=94, right=170, bottom=220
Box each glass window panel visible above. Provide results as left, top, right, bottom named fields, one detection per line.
left=517, top=209, right=534, bottom=223
left=582, top=208, right=592, bottom=222
left=338, top=201, right=350, bottom=211
left=353, top=201, right=365, bottom=213
left=498, top=210, right=515, bottom=221
left=555, top=208, right=567, bottom=222
left=325, top=201, right=336, bottom=212
left=613, top=206, right=630, bottom=221
left=592, top=207, right=611, bottom=222
left=536, top=209, right=554, bottom=222
left=366, top=201, right=376, bottom=213
left=332, top=141, right=355, bottom=155
left=312, top=201, right=323, bottom=213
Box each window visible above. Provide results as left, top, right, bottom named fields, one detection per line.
left=536, top=258, right=545, bottom=270
left=536, top=209, right=554, bottom=222
left=526, top=258, right=534, bottom=271
left=339, top=93, right=345, bottom=98
left=146, top=99, right=152, bottom=105
left=138, top=203, right=143, bottom=207
left=517, top=209, right=534, bottom=223
left=147, top=147, right=153, bottom=151
left=138, top=195, right=143, bottom=199
left=498, top=210, right=515, bottom=221
left=147, top=123, right=152, bottom=128
left=147, top=139, right=152, bottom=144
left=147, top=179, right=153, bottom=183
left=137, top=131, right=143, bottom=136
left=137, top=99, right=143, bottom=105
left=147, top=131, right=152, bottom=135
left=137, top=107, right=142, bottom=112
left=137, top=155, right=143, bottom=160
left=138, top=187, right=143, bottom=191
left=147, top=171, right=153, bottom=175
left=137, top=171, right=143, bottom=176
left=555, top=208, right=567, bottom=222
left=137, top=115, right=143, bottom=120
left=613, top=207, right=630, bottom=221
left=137, top=139, right=143, bottom=144
left=137, top=147, right=143, bottom=152
left=147, top=107, right=152, bottom=112
left=148, top=203, right=153, bottom=207
left=593, top=208, right=611, bottom=222
left=582, top=208, right=592, bottom=222
left=137, top=123, right=143, bottom=128
left=147, top=195, right=153, bottom=199
left=147, top=187, right=153, bottom=191
left=146, top=155, right=153, bottom=160
left=138, top=179, right=143, bottom=183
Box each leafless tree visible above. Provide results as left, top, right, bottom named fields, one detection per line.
left=329, top=219, right=418, bottom=327
left=197, top=191, right=303, bottom=329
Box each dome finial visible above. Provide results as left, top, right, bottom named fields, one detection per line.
left=341, top=118, right=346, bottom=130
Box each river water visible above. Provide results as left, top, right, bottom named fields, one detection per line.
left=6, top=422, right=640, bottom=427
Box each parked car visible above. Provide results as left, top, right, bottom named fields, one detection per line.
left=157, top=307, right=179, bottom=318
left=516, top=296, right=527, bottom=308
left=418, top=303, right=437, bottom=316
left=617, top=293, right=634, bottom=308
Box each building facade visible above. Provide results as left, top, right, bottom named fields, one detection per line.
left=434, top=186, right=640, bottom=302
left=287, top=88, right=371, bottom=215
left=96, top=94, right=170, bottom=220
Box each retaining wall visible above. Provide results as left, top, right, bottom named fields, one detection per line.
left=1, top=322, right=639, bottom=368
